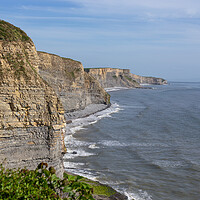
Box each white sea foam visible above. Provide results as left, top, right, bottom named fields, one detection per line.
left=153, top=160, right=184, bottom=168
left=64, top=135, right=91, bottom=147
left=64, top=168, right=99, bottom=181
left=124, top=190, right=153, bottom=200
left=88, top=144, right=99, bottom=149
left=130, top=142, right=169, bottom=148
left=65, top=102, right=121, bottom=137
left=101, top=140, right=127, bottom=147
left=96, top=180, right=153, bottom=200
left=64, top=102, right=122, bottom=164
left=64, top=149, right=96, bottom=159
left=100, top=140, right=169, bottom=148
left=64, top=161, right=85, bottom=169
left=105, top=87, right=129, bottom=92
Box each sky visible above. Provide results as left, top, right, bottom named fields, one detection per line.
left=1, top=0, right=200, bottom=81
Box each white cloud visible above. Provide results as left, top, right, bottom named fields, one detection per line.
left=20, top=0, right=200, bottom=22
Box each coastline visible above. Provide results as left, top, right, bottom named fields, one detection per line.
left=65, top=103, right=111, bottom=121
left=63, top=103, right=128, bottom=200
left=64, top=171, right=128, bottom=200
left=104, top=86, right=153, bottom=92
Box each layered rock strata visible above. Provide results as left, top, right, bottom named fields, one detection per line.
left=85, top=68, right=167, bottom=87
left=0, top=20, right=65, bottom=177
left=84, top=68, right=140, bottom=88
left=130, top=74, right=167, bottom=85
left=38, top=52, right=110, bottom=113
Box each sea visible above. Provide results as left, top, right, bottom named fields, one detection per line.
left=63, top=82, right=200, bottom=200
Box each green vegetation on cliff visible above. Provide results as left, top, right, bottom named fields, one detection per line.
left=0, top=162, right=121, bottom=200
left=0, top=20, right=31, bottom=42
left=0, top=162, right=94, bottom=200
left=37, top=51, right=82, bottom=64
left=124, top=76, right=138, bottom=84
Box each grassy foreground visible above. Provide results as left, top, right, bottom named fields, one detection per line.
left=0, top=162, right=119, bottom=200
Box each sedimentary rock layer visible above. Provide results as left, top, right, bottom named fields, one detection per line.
left=85, top=68, right=167, bottom=87
left=130, top=74, right=167, bottom=85
left=38, top=52, right=110, bottom=113
left=0, top=20, right=65, bottom=177
left=84, top=68, right=140, bottom=88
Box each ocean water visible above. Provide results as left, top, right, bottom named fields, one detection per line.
left=64, top=82, right=200, bottom=200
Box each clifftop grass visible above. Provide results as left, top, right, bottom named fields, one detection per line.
left=37, top=51, right=82, bottom=64
left=0, top=20, right=31, bottom=42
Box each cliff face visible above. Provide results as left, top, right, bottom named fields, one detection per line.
left=85, top=68, right=167, bottom=87
left=131, top=74, right=167, bottom=85
left=0, top=20, right=65, bottom=177
left=84, top=68, right=140, bottom=88
left=38, top=52, right=110, bottom=113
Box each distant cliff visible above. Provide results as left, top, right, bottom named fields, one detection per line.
left=84, top=68, right=167, bottom=88
left=0, top=20, right=65, bottom=177
left=0, top=20, right=166, bottom=180
left=131, top=74, right=167, bottom=85
left=0, top=20, right=112, bottom=175
left=84, top=68, right=140, bottom=88
left=0, top=20, right=112, bottom=177
left=38, top=52, right=110, bottom=113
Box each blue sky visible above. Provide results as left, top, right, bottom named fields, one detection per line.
left=1, top=0, right=200, bottom=81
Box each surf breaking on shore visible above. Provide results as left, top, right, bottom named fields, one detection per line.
left=63, top=101, right=153, bottom=200
left=63, top=103, right=126, bottom=189
left=64, top=102, right=121, bottom=160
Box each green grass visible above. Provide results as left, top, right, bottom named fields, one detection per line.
left=125, top=76, right=138, bottom=83
left=37, top=51, right=82, bottom=64
left=81, top=178, right=116, bottom=197
left=93, top=185, right=116, bottom=196
left=0, top=20, right=31, bottom=42
left=3, top=52, right=31, bottom=80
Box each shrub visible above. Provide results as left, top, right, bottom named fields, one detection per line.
left=0, top=162, right=94, bottom=200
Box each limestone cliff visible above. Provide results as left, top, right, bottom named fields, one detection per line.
left=130, top=74, right=167, bottom=85
left=85, top=68, right=167, bottom=87
left=38, top=52, right=110, bottom=113
left=0, top=20, right=65, bottom=177
left=84, top=68, right=140, bottom=88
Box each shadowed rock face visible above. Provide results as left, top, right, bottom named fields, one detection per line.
left=0, top=20, right=110, bottom=178
left=0, top=20, right=65, bottom=177
left=38, top=52, right=110, bottom=113
left=84, top=68, right=167, bottom=87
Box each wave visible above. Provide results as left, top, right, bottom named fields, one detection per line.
left=64, top=168, right=99, bottom=182
left=88, top=144, right=99, bottom=149
left=105, top=87, right=130, bottom=92
left=100, top=140, right=127, bottom=147
left=64, top=102, right=122, bottom=162
left=99, top=140, right=169, bottom=148
left=64, top=161, right=85, bottom=169
left=97, top=179, right=153, bottom=200
left=65, top=103, right=121, bottom=133
left=63, top=149, right=96, bottom=159
left=124, top=190, right=153, bottom=200
left=152, top=160, right=186, bottom=168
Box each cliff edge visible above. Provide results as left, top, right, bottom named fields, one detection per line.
left=84, top=68, right=141, bottom=88
left=0, top=20, right=65, bottom=177
left=85, top=68, right=167, bottom=88
left=131, top=74, right=167, bottom=85
left=38, top=52, right=110, bottom=113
